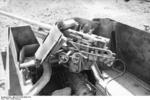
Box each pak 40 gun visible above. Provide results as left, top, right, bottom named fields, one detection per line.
left=22, top=19, right=116, bottom=73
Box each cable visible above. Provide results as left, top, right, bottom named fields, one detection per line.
left=113, top=59, right=150, bottom=92
left=104, top=59, right=127, bottom=96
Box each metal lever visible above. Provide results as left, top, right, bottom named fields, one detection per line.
left=20, top=59, right=36, bottom=68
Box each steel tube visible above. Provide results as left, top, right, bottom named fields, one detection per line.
left=0, top=10, right=52, bottom=30
left=91, top=63, right=103, bottom=82
left=26, top=62, right=52, bottom=95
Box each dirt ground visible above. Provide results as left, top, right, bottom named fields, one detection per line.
left=0, top=0, right=150, bottom=95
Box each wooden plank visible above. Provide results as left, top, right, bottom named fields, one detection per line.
left=0, top=50, right=6, bottom=96
left=1, top=52, right=6, bottom=70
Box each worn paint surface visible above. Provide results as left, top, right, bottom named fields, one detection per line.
left=115, top=23, right=150, bottom=84
left=8, top=26, right=39, bottom=95
left=97, top=18, right=150, bottom=84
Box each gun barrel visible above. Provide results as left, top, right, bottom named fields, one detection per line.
left=67, top=29, right=110, bottom=43
left=0, top=10, right=52, bottom=30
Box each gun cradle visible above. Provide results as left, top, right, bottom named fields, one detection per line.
left=56, top=26, right=115, bottom=72
left=33, top=25, right=115, bottom=71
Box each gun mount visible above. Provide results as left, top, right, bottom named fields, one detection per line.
left=1, top=10, right=150, bottom=96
